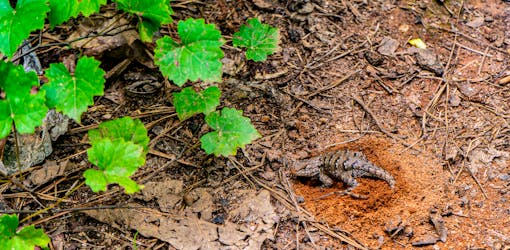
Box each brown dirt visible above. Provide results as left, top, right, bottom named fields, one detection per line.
left=2, top=0, right=510, bottom=249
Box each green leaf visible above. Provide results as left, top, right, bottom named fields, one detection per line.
left=85, top=138, right=145, bottom=193
left=200, top=107, right=260, bottom=157
left=233, top=18, right=280, bottom=62
left=78, top=0, right=107, bottom=17
left=85, top=117, right=149, bottom=194
left=0, top=61, right=48, bottom=139
left=0, top=214, right=17, bottom=238
left=0, top=0, right=49, bottom=58
left=155, top=18, right=225, bottom=86
left=42, top=56, right=105, bottom=123
left=48, top=0, right=106, bottom=27
left=115, top=0, right=173, bottom=42
left=88, top=116, right=149, bottom=154
left=48, top=0, right=78, bottom=27
left=0, top=214, right=50, bottom=250
left=173, top=86, right=221, bottom=121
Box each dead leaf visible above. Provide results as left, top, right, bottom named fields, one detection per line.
left=29, top=160, right=69, bottom=186
left=430, top=210, right=447, bottom=242
left=230, top=190, right=276, bottom=249
left=412, top=47, right=444, bottom=76
left=85, top=189, right=276, bottom=250
left=378, top=37, right=399, bottom=56
left=140, top=178, right=183, bottom=212
left=67, top=12, right=138, bottom=56
left=218, top=221, right=249, bottom=246
left=85, top=206, right=219, bottom=250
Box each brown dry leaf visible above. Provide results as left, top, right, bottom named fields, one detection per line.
left=67, top=12, right=138, bottom=56
left=187, top=188, right=214, bottom=221
left=252, top=0, right=274, bottom=9
left=378, top=37, right=399, bottom=56
left=468, top=147, right=509, bottom=175
left=218, top=221, right=248, bottom=246
left=430, top=210, right=447, bottom=242
left=86, top=188, right=276, bottom=249
left=29, top=160, right=69, bottom=186
left=139, top=178, right=183, bottom=212
left=228, top=189, right=276, bottom=250
left=86, top=206, right=219, bottom=250
left=410, top=47, right=444, bottom=76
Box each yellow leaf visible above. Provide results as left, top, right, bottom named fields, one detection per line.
left=409, top=38, right=427, bottom=49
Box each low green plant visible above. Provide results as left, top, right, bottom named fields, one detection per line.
left=0, top=0, right=50, bottom=59
left=0, top=214, right=50, bottom=249
left=0, top=0, right=280, bottom=247
left=84, top=117, right=149, bottom=194
left=115, top=0, right=174, bottom=42
left=155, top=17, right=279, bottom=156
left=201, top=108, right=261, bottom=156
left=42, top=56, right=106, bottom=122
left=173, top=86, right=221, bottom=121
left=155, top=18, right=225, bottom=85
left=0, top=61, right=48, bottom=138
left=233, top=17, right=280, bottom=62
left=48, top=0, right=107, bottom=28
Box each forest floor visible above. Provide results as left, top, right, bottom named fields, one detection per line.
left=2, top=0, right=510, bottom=249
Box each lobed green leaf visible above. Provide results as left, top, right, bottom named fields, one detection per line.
left=173, top=86, right=221, bottom=121
left=233, top=18, right=280, bottom=62
left=200, top=107, right=260, bottom=157
left=42, top=56, right=105, bottom=123
left=85, top=138, right=145, bottom=194
left=115, top=0, right=173, bottom=42
left=155, top=18, right=225, bottom=86
left=88, top=116, right=149, bottom=154
left=0, top=214, right=50, bottom=250
left=48, top=0, right=79, bottom=27
left=0, top=0, right=49, bottom=58
left=85, top=117, right=149, bottom=194
left=0, top=61, right=48, bottom=139
left=48, top=0, right=106, bottom=27
left=78, top=0, right=107, bottom=17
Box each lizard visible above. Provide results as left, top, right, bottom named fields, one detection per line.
left=293, top=150, right=396, bottom=198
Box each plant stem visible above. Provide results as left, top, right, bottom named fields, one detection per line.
left=12, top=125, right=23, bottom=180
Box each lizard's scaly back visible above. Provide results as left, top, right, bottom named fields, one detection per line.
left=321, top=150, right=396, bottom=189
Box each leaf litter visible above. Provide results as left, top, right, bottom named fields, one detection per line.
left=85, top=188, right=276, bottom=250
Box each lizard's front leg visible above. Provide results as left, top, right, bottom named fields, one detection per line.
left=339, top=170, right=360, bottom=190
left=317, top=170, right=367, bottom=199
left=318, top=171, right=334, bottom=187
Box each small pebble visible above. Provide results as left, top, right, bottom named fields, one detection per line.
left=448, top=94, right=461, bottom=107
left=296, top=196, right=305, bottom=203
left=298, top=3, right=314, bottom=14
left=151, top=125, right=164, bottom=135
left=183, top=193, right=195, bottom=206
left=299, top=114, right=310, bottom=121
left=212, top=214, right=225, bottom=224
left=411, top=235, right=439, bottom=246
left=499, top=174, right=510, bottom=181
left=404, top=226, right=414, bottom=237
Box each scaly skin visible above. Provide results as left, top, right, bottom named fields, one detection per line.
left=295, top=150, right=395, bottom=190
